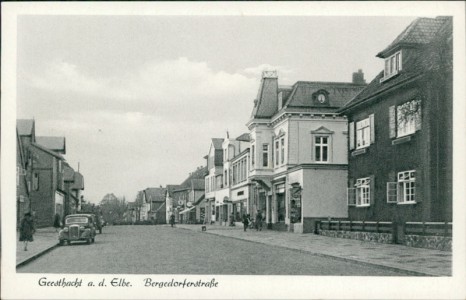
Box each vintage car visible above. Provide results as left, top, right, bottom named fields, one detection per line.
left=58, top=214, right=97, bottom=245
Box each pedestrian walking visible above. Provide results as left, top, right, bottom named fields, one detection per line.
left=242, top=214, right=250, bottom=232
left=169, top=214, right=175, bottom=227
left=19, top=212, right=35, bottom=251
left=255, top=210, right=263, bottom=231
left=53, top=213, right=61, bottom=232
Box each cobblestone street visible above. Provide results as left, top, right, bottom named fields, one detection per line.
left=17, top=225, right=416, bottom=276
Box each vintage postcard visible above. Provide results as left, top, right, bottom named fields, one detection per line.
left=1, top=2, right=465, bottom=299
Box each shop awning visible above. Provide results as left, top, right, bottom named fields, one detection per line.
left=179, top=207, right=195, bottom=214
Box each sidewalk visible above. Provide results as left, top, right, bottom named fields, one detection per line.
left=173, top=224, right=452, bottom=276
left=16, top=227, right=59, bottom=267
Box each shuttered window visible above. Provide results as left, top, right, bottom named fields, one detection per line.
left=349, top=122, right=355, bottom=150
left=390, top=100, right=422, bottom=139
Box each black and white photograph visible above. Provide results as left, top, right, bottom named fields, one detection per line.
left=2, top=2, right=465, bottom=299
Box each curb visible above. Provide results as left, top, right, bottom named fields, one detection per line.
left=177, top=226, right=440, bottom=277
left=16, top=243, right=59, bottom=268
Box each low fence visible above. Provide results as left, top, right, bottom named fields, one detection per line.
left=404, top=221, right=452, bottom=237
left=317, top=220, right=393, bottom=234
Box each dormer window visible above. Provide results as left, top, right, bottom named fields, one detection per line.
left=381, top=51, right=402, bottom=82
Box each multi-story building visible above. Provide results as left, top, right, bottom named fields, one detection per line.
left=246, top=70, right=366, bottom=232
left=174, top=166, right=206, bottom=224
left=204, top=138, right=224, bottom=224
left=338, top=17, right=452, bottom=237
left=227, top=133, right=251, bottom=224
left=165, top=184, right=181, bottom=224
left=143, top=187, right=167, bottom=224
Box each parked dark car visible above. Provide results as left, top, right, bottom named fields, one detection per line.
left=58, top=214, right=97, bottom=245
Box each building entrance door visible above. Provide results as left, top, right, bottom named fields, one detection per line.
left=276, top=193, right=285, bottom=222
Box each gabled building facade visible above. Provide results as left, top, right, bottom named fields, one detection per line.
left=339, top=17, right=452, bottom=230
left=174, top=166, right=206, bottom=224
left=247, top=70, right=367, bottom=232
left=204, top=138, right=224, bottom=223
left=143, top=187, right=167, bottom=224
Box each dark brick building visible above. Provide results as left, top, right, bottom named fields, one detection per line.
left=338, top=17, right=452, bottom=224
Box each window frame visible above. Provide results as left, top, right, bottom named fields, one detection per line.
left=314, top=135, right=329, bottom=163
left=355, top=177, right=370, bottom=207
left=396, top=100, right=421, bottom=138
left=397, top=170, right=416, bottom=204
left=356, top=118, right=371, bottom=149
left=262, top=143, right=269, bottom=168
left=381, top=51, right=402, bottom=82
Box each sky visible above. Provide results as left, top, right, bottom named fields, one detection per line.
left=16, top=15, right=418, bottom=203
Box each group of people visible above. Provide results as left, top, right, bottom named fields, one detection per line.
left=242, top=210, right=263, bottom=232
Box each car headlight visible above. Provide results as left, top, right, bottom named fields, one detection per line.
left=79, top=226, right=85, bottom=230
left=64, top=227, right=69, bottom=232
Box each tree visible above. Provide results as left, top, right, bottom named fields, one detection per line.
left=99, top=193, right=127, bottom=224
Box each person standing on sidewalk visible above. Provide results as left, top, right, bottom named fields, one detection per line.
left=53, top=213, right=61, bottom=232
left=169, top=214, right=175, bottom=227
left=255, top=210, right=263, bottom=231
left=19, top=212, right=35, bottom=251
left=242, top=214, right=250, bottom=232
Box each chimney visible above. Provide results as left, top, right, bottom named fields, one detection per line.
left=352, top=69, right=365, bottom=84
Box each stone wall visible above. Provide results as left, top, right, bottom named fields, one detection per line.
left=318, top=230, right=393, bottom=244
left=404, top=234, right=452, bottom=251
left=319, top=229, right=452, bottom=251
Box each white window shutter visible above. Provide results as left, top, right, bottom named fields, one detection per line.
left=370, top=114, right=375, bottom=144
left=415, top=101, right=422, bottom=131
left=347, top=188, right=356, bottom=206
left=386, top=182, right=397, bottom=203
left=349, top=122, right=355, bottom=150
left=389, top=106, right=396, bottom=138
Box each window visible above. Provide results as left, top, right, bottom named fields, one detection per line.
left=390, top=100, right=422, bottom=138
left=224, top=170, right=228, bottom=187
left=58, top=160, right=62, bottom=173
left=356, top=118, right=371, bottom=149
left=275, top=140, right=280, bottom=166
left=399, top=170, right=416, bottom=203
left=315, top=136, right=328, bottom=162
left=262, top=144, right=269, bottom=167
left=33, top=172, right=39, bottom=191
left=280, top=137, right=285, bottom=165
left=355, top=178, right=370, bottom=207
left=382, top=51, right=402, bottom=81
left=251, top=144, right=255, bottom=169
left=387, top=170, right=416, bottom=204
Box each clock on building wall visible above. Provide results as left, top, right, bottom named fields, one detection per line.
left=317, top=94, right=326, bottom=103
left=312, top=90, right=329, bottom=105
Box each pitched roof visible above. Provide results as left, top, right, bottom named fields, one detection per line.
left=63, top=163, right=75, bottom=182
left=236, top=133, right=250, bottom=142
left=377, top=17, right=448, bottom=58
left=31, top=142, right=64, bottom=159
left=166, top=185, right=182, bottom=196
left=72, top=172, right=84, bottom=190
left=283, top=81, right=366, bottom=109
left=36, top=136, right=66, bottom=154
left=177, top=167, right=207, bottom=190
left=340, top=17, right=452, bottom=113
left=190, top=179, right=206, bottom=190
left=144, top=187, right=166, bottom=202
left=211, top=138, right=224, bottom=149
left=17, top=119, right=35, bottom=136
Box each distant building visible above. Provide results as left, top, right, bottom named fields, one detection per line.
left=204, top=138, right=224, bottom=224
left=175, top=167, right=207, bottom=224
left=165, top=184, right=182, bottom=224
left=143, top=187, right=167, bottom=224
left=338, top=17, right=452, bottom=231
left=16, top=129, right=30, bottom=228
